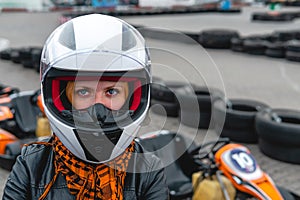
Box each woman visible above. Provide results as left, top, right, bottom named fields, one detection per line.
left=3, top=14, right=169, bottom=200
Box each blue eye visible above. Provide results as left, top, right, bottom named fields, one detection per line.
left=77, top=89, right=89, bottom=96
left=107, top=88, right=119, bottom=96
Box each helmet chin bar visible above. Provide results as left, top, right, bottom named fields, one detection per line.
left=61, top=103, right=132, bottom=162
left=74, top=128, right=123, bottom=162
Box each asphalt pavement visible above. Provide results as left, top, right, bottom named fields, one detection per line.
left=0, top=6, right=299, bottom=198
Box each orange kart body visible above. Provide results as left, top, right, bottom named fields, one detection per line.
left=215, top=143, right=283, bottom=200
left=0, top=128, right=17, bottom=154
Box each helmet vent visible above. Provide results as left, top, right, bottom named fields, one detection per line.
left=59, top=21, right=76, bottom=50
left=122, top=25, right=136, bottom=51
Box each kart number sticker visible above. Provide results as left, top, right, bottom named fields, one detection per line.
left=230, top=149, right=256, bottom=173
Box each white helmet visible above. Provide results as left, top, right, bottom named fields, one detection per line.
left=40, top=14, right=151, bottom=163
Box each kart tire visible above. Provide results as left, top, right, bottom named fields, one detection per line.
left=31, top=48, right=42, bottom=73
left=273, top=30, right=299, bottom=42
left=285, top=40, right=300, bottom=62
left=22, top=60, right=34, bottom=68
left=0, top=48, right=12, bottom=60
left=230, top=37, right=244, bottom=52
left=255, top=108, right=300, bottom=164
left=265, top=42, right=286, bottom=58
left=219, top=128, right=258, bottom=143
left=177, top=86, right=224, bottom=129
left=150, top=98, right=179, bottom=117
left=179, top=110, right=211, bottom=129
left=213, top=98, right=269, bottom=143
left=151, top=81, right=190, bottom=102
left=285, top=51, right=300, bottom=62
left=243, top=39, right=267, bottom=55
left=198, top=29, right=239, bottom=49
left=286, top=40, right=300, bottom=52
left=10, top=49, right=21, bottom=64
left=252, top=12, right=294, bottom=22
left=185, top=32, right=201, bottom=42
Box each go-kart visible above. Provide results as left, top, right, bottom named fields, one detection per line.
left=0, top=89, right=49, bottom=171
left=137, top=130, right=298, bottom=200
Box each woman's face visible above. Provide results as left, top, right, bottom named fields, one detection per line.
left=67, top=80, right=129, bottom=110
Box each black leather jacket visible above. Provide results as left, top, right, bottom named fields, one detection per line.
left=2, top=138, right=169, bottom=200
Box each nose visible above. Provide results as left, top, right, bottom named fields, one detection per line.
left=94, top=92, right=105, bottom=105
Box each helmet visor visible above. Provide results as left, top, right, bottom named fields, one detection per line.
left=43, top=69, right=149, bottom=130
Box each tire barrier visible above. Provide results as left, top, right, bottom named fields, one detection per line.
left=58, top=7, right=242, bottom=24
left=265, top=41, right=286, bottom=58
left=255, top=108, right=300, bottom=164
left=213, top=98, right=269, bottom=143
left=273, top=30, right=300, bottom=42
left=177, top=86, right=224, bottom=129
left=19, top=47, right=42, bottom=69
left=243, top=39, right=269, bottom=55
left=198, top=29, right=240, bottom=49
left=230, top=37, right=244, bottom=52
left=228, top=31, right=300, bottom=62
left=10, top=48, right=22, bottom=64
left=252, top=12, right=297, bottom=22
left=0, top=47, right=43, bottom=73
left=150, top=79, right=192, bottom=117
left=0, top=49, right=11, bottom=60
left=285, top=40, right=300, bottom=62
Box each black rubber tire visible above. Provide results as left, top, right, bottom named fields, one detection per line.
left=151, top=81, right=190, bottom=102
left=285, top=40, right=300, bottom=62
left=230, top=37, right=244, bottom=52
left=243, top=39, right=267, bottom=55
left=177, top=86, right=224, bottom=129
left=22, top=60, right=34, bottom=68
left=273, top=30, right=300, bottom=42
left=10, top=49, right=21, bottom=64
left=252, top=12, right=294, bottom=22
left=265, top=42, right=286, bottom=58
left=255, top=108, right=300, bottom=164
left=150, top=98, right=179, bottom=117
left=31, top=48, right=42, bottom=72
left=216, top=98, right=269, bottom=130
left=213, top=98, right=269, bottom=143
left=0, top=48, right=12, bottom=60
left=220, top=128, right=259, bottom=143
left=150, top=80, right=194, bottom=117
left=286, top=51, right=300, bottom=62
left=185, top=32, right=201, bottom=43
left=19, top=47, right=33, bottom=63
left=198, top=29, right=239, bottom=49
left=286, top=40, right=300, bottom=52
left=179, top=110, right=211, bottom=129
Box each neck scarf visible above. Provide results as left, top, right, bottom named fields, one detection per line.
left=38, top=135, right=134, bottom=200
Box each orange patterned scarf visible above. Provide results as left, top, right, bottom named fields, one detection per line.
left=38, top=135, right=134, bottom=200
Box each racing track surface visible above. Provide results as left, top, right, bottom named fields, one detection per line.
left=0, top=6, right=299, bottom=198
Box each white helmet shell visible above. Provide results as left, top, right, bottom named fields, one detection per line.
left=40, top=14, right=151, bottom=164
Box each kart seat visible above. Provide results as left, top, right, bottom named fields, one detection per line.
left=11, top=91, right=40, bottom=136
left=138, top=131, right=198, bottom=200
